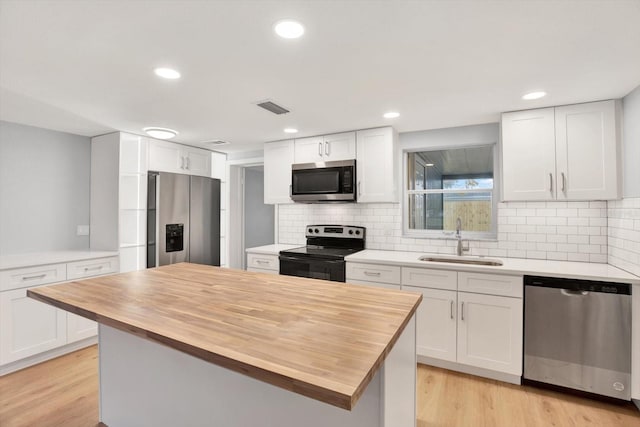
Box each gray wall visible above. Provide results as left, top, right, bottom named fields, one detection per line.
left=0, top=121, right=91, bottom=255
left=623, top=85, right=640, bottom=197
left=244, top=167, right=274, bottom=258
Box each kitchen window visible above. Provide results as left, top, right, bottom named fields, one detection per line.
left=404, top=144, right=497, bottom=239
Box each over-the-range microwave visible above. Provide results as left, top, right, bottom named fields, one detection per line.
left=291, top=159, right=356, bottom=202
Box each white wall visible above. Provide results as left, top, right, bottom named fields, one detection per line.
left=244, top=167, right=274, bottom=256
left=622, top=85, right=640, bottom=198
left=0, top=121, right=91, bottom=255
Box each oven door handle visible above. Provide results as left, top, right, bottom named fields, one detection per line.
left=279, top=256, right=344, bottom=264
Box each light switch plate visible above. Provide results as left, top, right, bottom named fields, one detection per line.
left=77, top=225, right=90, bottom=236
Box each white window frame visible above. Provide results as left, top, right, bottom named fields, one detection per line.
left=402, top=143, right=499, bottom=240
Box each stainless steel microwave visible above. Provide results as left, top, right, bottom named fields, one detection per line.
left=291, top=160, right=356, bottom=202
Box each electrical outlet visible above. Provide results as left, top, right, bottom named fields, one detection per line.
left=77, top=225, right=90, bottom=236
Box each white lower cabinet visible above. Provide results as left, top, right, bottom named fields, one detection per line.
left=67, top=313, right=98, bottom=343
left=402, top=286, right=456, bottom=362
left=0, top=255, right=118, bottom=373
left=346, top=262, right=401, bottom=290
left=348, top=279, right=400, bottom=290
left=0, top=287, right=67, bottom=364
left=400, top=266, right=523, bottom=379
left=456, top=291, right=523, bottom=375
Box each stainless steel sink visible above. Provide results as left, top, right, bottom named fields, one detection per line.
left=418, top=255, right=503, bottom=266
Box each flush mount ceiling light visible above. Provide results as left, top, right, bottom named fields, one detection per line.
left=425, top=163, right=434, bottom=167
left=522, top=91, right=546, bottom=100
left=383, top=111, right=400, bottom=119
left=284, top=128, right=298, bottom=134
left=143, top=127, right=178, bottom=139
left=274, top=20, right=305, bottom=39
left=154, top=67, right=181, bottom=79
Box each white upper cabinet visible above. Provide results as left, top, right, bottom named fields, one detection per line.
left=148, top=140, right=212, bottom=177
left=264, top=140, right=295, bottom=204
left=502, top=108, right=556, bottom=201
left=501, top=100, right=620, bottom=201
left=356, top=127, right=398, bottom=203
left=293, top=136, right=324, bottom=163
left=555, top=100, right=619, bottom=200
left=293, top=132, right=356, bottom=164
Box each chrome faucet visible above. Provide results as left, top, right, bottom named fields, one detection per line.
left=455, top=217, right=468, bottom=256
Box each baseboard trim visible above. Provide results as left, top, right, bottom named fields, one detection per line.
left=633, top=399, right=639, bottom=411
left=418, top=355, right=521, bottom=385
left=0, top=336, right=97, bottom=376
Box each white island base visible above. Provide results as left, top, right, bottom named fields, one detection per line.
left=98, top=316, right=416, bottom=427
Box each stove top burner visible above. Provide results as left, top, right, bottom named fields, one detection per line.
left=280, top=245, right=363, bottom=260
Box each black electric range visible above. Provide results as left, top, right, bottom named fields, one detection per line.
left=279, top=225, right=366, bottom=282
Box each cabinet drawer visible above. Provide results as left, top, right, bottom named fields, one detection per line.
left=67, top=257, right=119, bottom=280
left=247, top=267, right=279, bottom=275
left=346, top=263, right=401, bottom=285
left=348, top=279, right=400, bottom=290
left=402, top=267, right=457, bottom=291
left=247, top=254, right=279, bottom=271
left=0, top=264, right=67, bottom=292
left=458, top=272, right=523, bottom=298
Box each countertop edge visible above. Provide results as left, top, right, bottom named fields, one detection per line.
left=344, top=250, right=640, bottom=284
left=0, top=250, right=119, bottom=271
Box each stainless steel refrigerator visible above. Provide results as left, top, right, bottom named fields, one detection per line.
left=146, top=171, right=221, bottom=267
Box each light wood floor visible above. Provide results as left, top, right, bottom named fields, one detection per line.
left=1, top=346, right=639, bottom=427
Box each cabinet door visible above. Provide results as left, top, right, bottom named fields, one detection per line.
left=67, top=313, right=97, bottom=343
left=184, top=147, right=212, bottom=177
left=501, top=108, right=557, bottom=201
left=457, top=292, right=523, bottom=375
left=264, top=140, right=295, bottom=204
left=356, top=127, right=398, bottom=203
left=555, top=100, right=619, bottom=200
left=293, top=136, right=324, bottom=163
left=403, top=286, right=457, bottom=362
left=148, top=140, right=184, bottom=173
left=0, top=288, right=67, bottom=364
left=323, top=132, right=356, bottom=161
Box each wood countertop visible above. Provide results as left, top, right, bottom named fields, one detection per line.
left=28, top=263, right=421, bottom=410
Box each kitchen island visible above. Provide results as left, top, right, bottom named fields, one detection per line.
left=28, top=263, right=421, bottom=427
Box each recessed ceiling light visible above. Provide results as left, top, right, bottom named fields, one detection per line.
left=522, top=91, right=546, bottom=100
left=143, top=127, right=178, bottom=139
left=383, top=111, right=400, bottom=119
left=284, top=128, right=298, bottom=134
left=274, top=20, right=305, bottom=39
left=154, top=67, right=181, bottom=79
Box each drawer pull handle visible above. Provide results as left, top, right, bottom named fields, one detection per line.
left=256, top=260, right=269, bottom=264
left=84, top=266, right=104, bottom=272
left=450, top=300, right=454, bottom=319
left=364, top=271, right=381, bottom=277
left=22, top=274, right=47, bottom=281
left=461, top=302, right=465, bottom=321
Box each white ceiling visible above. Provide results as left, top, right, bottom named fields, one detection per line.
left=1, top=0, right=639, bottom=153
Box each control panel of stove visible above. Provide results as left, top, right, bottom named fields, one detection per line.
left=305, top=225, right=365, bottom=239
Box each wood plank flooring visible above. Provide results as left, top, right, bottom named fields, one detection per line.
left=1, top=345, right=639, bottom=427
left=0, top=346, right=98, bottom=427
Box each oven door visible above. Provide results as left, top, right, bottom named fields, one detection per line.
left=278, top=255, right=345, bottom=282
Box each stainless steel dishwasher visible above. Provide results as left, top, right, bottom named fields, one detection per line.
left=524, top=275, right=632, bottom=400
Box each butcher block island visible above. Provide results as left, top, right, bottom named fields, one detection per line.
left=28, top=263, right=421, bottom=427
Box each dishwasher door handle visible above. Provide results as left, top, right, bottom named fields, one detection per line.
left=561, top=289, right=589, bottom=297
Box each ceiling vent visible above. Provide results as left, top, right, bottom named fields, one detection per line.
left=255, top=99, right=290, bottom=115
left=203, top=140, right=230, bottom=146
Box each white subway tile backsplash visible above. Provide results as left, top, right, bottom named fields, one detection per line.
left=608, top=197, right=640, bottom=276
left=278, top=200, right=613, bottom=264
